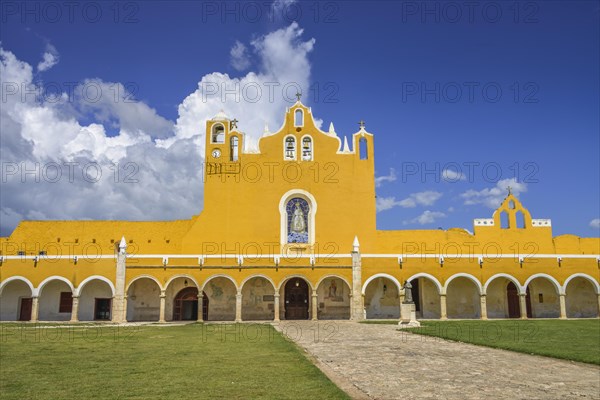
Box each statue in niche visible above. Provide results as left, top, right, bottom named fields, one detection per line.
left=327, top=279, right=343, bottom=302
left=292, top=202, right=306, bottom=233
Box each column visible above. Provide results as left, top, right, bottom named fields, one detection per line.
left=122, top=295, right=128, bottom=322
left=597, top=294, right=600, bottom=317
left=112, top=237, right=127, bottom=323
left=159, top=291, right=166, bottom=323
left=30, top=296, right=39, bottom=322
left=197, top=294, right=203, bottom=322
left=351, top=244, right=364, bottom=321
left=559, top=294, right=567, bottom=319
left=311, top=290, right=318, bottom=321
left=480, top=294, right=488, bottom=320
left=273, top=293, right=280, bottom=322
left=70, top=295, right=79, bottom=322
left=519, top=293, right=528, bottom=319
left=440, top=294, right=447, bottom=320
left=235, top=291, right=242, bottom=322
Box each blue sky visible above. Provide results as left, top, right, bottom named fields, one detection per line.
left=0, top=0, right=598, bottom=237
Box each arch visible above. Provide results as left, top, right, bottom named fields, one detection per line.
left=279, top=189, right=317, bottom=246
left=361, top=273, right=401, bottom=295
left=240, top=274, right=276, bottom=292
left=165, top=274, right=200, bottom=291
left=500, top=211, right=509, bottom=228
left=563, top=273, right=600, bottom=294
left=316, top=275, right=351, bottom=291
left=37, top=276, right=75, bottom=296
left=126, top=275, right=164, bottom=292
left=359, top=137, right=368, bottom=160
left=211, top=123, right=225, bottom=143
left=201, top=274, right=238, bottom=292
left=524, top=273, right=563, bottom=295
left=483, top=273, right=523, bottom=295
left=406, top=273, right=443, bottom=294
left=0, top=276, right=35, bottom=296
left=301, top=135, right=313, bottom=161
left=277, top=274, right=315, bottom=291
left=230, top=135, right=239, bottom=162
left=284, top=135, right=296, bottom=160
left=443, top=273, right=483, bottom=295
left=294, top=109, right=304, bottom=126
left=76, top=276, right=116, bottom=297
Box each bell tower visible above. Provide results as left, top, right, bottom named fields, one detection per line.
left=204, top=110, right=243, bottom=182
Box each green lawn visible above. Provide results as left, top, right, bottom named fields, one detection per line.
left=0, top=323, right=350, bottom=400
left=363, top=319, right=600, bottom=365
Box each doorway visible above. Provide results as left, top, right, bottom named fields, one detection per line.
left=19, top=297, right=32, bottom=321
left=173, top=287, right=208, bottom=321
left=94, top=298, right=112, bottom=320
left=284, top=278, right=309, bottom=320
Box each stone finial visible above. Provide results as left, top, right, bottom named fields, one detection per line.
left=119, top=236, right=127, bottom=255
left=343, top=136, right=350, bottom=152
left=263, top=122, right=270, bottom=136
left=328, top=122, right=336, bottom=136
left=353, top=236, right=360, bottom=252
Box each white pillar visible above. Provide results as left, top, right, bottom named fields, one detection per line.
left=30, top=296, right=39, bottom=322
left=440, top=294, right=447, bottom=320
left=159, top=291, right=166, bottom=323
left=70, top=296, right=79, bottom=322
left=274, top=293, right=280, bottom=322
left=519, top=293, right=528, bottom=319
left=235, top=291, right=242, bottom=322
left=122, top=296, right=128, bottom=322
left=559, top=294, right=567, bottom=319
left=480, top=294, right=488, bottom=320
left=112, top=237, right=127, bottom=323
left=197, top=294, right=203, bottom=322
left=311, top=290, right=318, bottom=321
left=597, top=294, right=600, bottom=317
left=351, top=245, right=364, bottom=321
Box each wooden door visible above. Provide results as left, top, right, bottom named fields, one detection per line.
left=507, top=282, right=520, bottom=318
left=94, top=298, right=112, bottom=320
left=284, top=279, right=309, bottom=320
left=19, top=298, right=32, bottom=321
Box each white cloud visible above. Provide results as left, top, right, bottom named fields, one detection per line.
left=442, top=168, right=466, bottom=182
left=460, top=178, right=527, bottom=209
left=590, top=219, right=600, bottom=229
left=37, top=44, right=59, bottom=72
left=375, top=168, right=396, bottom=187
left=0, top=23, right=316, bottom=236
left=230, top=41, right=250, bottom=71
left=404, top=210, right=446, bottom=225
left=376, top=191, right=442, bottom=212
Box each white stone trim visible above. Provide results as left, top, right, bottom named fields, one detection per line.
left=279, top=189, right=317, bottom=247
left=37, top=276, right=75, bottom=296
left=283, top=134, right=297, bottom=161
left=126, top=275, right=164, bottom=292
left=201, top=274, right=239, bottom=292
left=482, top=273, right=523, bottom=295
left=0, top=276, right=35, bottom=296
left=406, top=273, right=443, bottom=294
left=443, top=273, right=483, bottom=295
left=563, top=273, right=600, bottom=294
left=76, top=275, right=116, bottom=297
left=361, top=273, right=401, bottom=295
left=531, top=219, right=551, bottom=227
left=300, top=134, right=314, bottom=161
left=523, top=273, right=563, bottom=295
left=474, top=218, right=495, bottom=226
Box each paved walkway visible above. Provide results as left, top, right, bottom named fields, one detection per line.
left=274, top=321, right=600, bottom=400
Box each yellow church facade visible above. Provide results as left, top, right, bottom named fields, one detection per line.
left=1, top=102, right=599, bottom=323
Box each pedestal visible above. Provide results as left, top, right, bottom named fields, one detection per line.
left=397, top=302, right=420, bottom=329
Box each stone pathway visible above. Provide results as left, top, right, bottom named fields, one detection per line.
left=274, top=321, right=600, bottom=400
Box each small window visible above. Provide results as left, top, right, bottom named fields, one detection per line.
left=508, top=200, right=516, bottom=209
left=359, top=137, right=368, bottom=160
left=295, top=109, right=303, bottom=126
left=516, top=211, right=525, bottom=228
left=59, top=292, right=73, bottom=313
left=211, top=124, right=225, bottom=144
left=230, top=136, right=239, bottom=161
left=538, top=293, right=543, bottom=303
left=301, top=136, right=313, bottom=161
left=285, top=136, right=296, bottom=160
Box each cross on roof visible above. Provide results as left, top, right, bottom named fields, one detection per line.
left=358, top=120, right=366, bottom=129
left=231, top=119, right=238, bottom=129
left=507, top=186, right=512, bottom=195
left=295, top=92, right=302, bottom=101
